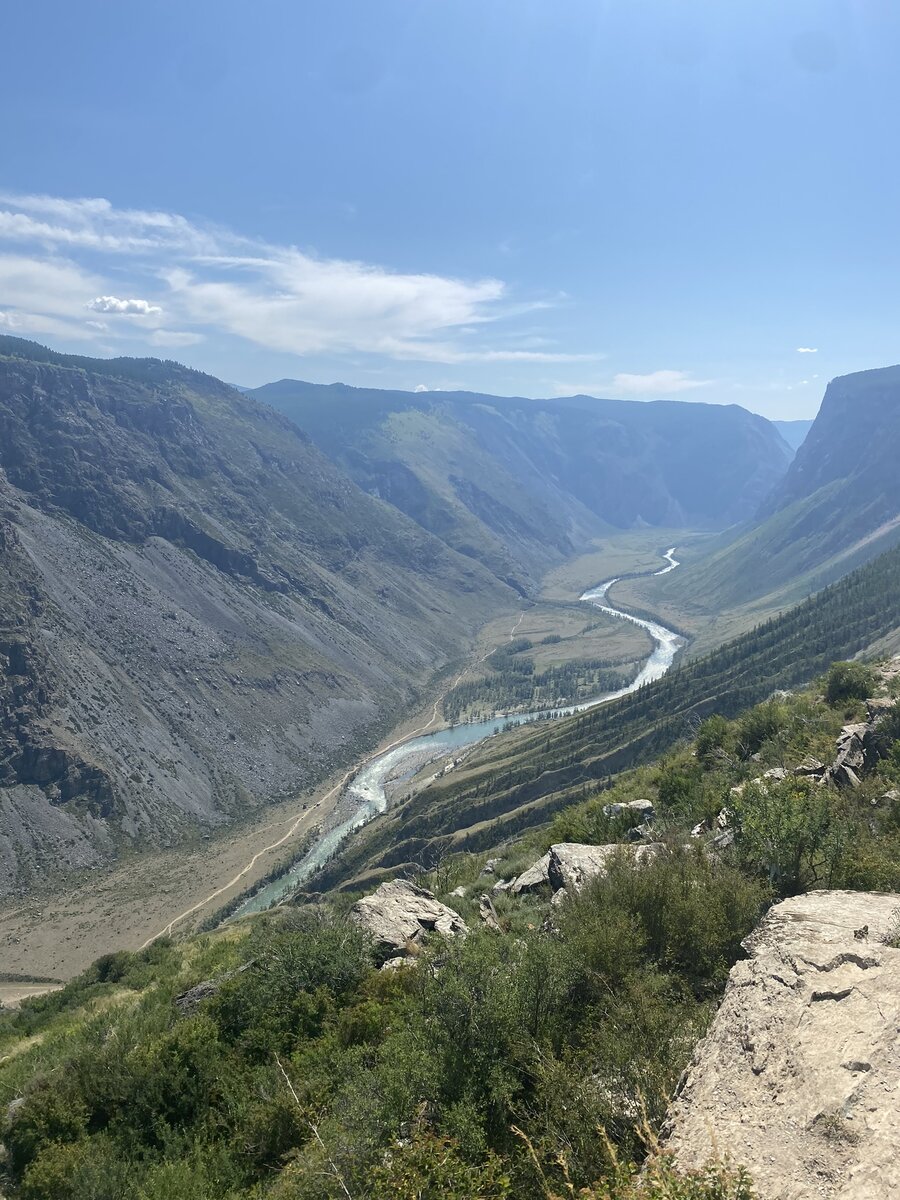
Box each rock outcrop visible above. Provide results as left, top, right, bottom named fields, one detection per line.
left=511, top=851, right=552, bottom=895
left=510, top=841, right=665, bottom=907
left=665, top=890, right=900, bottom=1199
left=823, top=700, right=896, bottom=791
left=350, top=880, right=468, bottom=962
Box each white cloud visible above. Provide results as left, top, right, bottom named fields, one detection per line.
left=87, top=295, right=162, bottom=316
left=796, top=346, right=818, bottom=353
left=0, top=191, right=591, bottom=366
left=414, top=383, right=429, bottom=392
left=610, top=369, right=713, bottom=397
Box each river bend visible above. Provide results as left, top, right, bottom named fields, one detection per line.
left=236, top=547, right=683, bottom=914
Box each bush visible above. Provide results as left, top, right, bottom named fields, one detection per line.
left=825, top=661, right=875, bottom=706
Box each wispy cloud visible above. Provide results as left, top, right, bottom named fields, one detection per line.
left=148, top=329, right=205, bottom=348
left=796, top=346, right=818, bottom=353
left=610, top=369, right=713, bottom=397
left=0, top=191, right=592, bottom=366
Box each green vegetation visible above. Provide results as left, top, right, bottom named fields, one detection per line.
left=6, top=666, right=900, bottom=1198
left=649, top=366, right=900, bottom=618
left=825, top=660, right=876, bottom=705
left=1, top=861, right=763, bottom=1199
left=254, top=378, right=790, bottom=594
left=312, top=541, right=900, bottom=890
left=0, top=333, right=227, bottom=393
left=443, top=637, right=631, bottom=722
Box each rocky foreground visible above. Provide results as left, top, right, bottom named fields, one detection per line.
left=664, top=890, right=900, bottom=1199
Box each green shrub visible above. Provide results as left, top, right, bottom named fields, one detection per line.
left=825, top=661, right=875, bottom=706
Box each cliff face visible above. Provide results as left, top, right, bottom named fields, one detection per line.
left=665, top=890, right=900, bottom=1199
left=654, top=366, right=900, bottom=611
left=761, top=365, right=900, bottom=533
left=0, top=342, right=511, bottom=894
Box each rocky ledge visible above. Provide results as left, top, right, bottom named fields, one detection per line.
left=664, top=890, right=900, bottom=1199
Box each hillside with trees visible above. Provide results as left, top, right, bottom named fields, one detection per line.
left=4, top=661, right=899, bottom=1198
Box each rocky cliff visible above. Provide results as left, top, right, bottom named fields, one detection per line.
left=659, top=366, right=900, bottom=611
left=0, top=338, right=512, bottom=894
left=665, top=890, right=900, bottom=1199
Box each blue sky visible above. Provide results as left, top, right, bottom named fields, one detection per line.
left=2, top=0, right=899, bottom=418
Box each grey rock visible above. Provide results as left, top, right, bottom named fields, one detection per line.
left=866, top=697, right=895, bottom=721
left=710, top=828, right=735, bottom=852
left=511, top=851, right=551, bottom=895
left=547, top=841, right=664, bottom=895
left=478, top=893, right=502, bottom=931
left=603, top=797, right=655, bottom=820
left=350, top=880, right=468, bottom=960
left=625, top=823, right=656, bottom=843
left=665, top=890, right=900, bottom=1199
left=175, top=959, right=254, bottom=1015
left=174, top=978, right=222, bottom=1016
left=793, top=755, right=826, bottom=777
left=833, top=763, right=862, bottom=790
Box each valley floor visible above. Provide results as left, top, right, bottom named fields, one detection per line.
left=0, top=530, right=695, bottom=981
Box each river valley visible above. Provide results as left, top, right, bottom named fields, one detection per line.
left=0, top=539, right=687, bottom=982
left=235, top=547, right=684, bottom=914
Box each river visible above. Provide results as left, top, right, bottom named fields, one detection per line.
left=234, top=546, right=683, bottom=915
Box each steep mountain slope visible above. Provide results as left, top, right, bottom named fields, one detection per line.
left=311, top=540, right=900, bottom=889
left=657, top=367, right=900, bottom=613
left=251, top=381, right=792, bottom=589
left=772, top=418, right=814, bottom=452
left=0, top=337, right=513, bottom=894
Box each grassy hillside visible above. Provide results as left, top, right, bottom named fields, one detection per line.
left=4, top=666, right=899, bottom=1198
left=311, top=541, right=900, bottom=887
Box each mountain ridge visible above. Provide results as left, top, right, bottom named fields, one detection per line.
left=251, top=378, right=792, bottom=589
left=0, top=338, right=515, bottom=894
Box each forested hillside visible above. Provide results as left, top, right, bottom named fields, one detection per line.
left=659, top=366, right=900, bottom=613
left=4, top=660, right=900, bottom=1199
left=312, top=541, right=900, bottom=888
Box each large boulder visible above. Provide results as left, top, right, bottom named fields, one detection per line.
left=664, top=890, right=900, bottom=1199
left=511, top=851, right=552, bottom=895
left=547, top=841, right=663, bottom=895
left=350, top=880, right=468, bottom=961
left=602, top=798, right=655, bottom=821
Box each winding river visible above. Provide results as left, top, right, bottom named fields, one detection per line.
left=234, top=547, right=683, bottom=915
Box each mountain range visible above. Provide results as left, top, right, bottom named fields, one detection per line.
left=0, top=337, right=792, bottom=893
left=251, top=380, right=792, bottom=591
